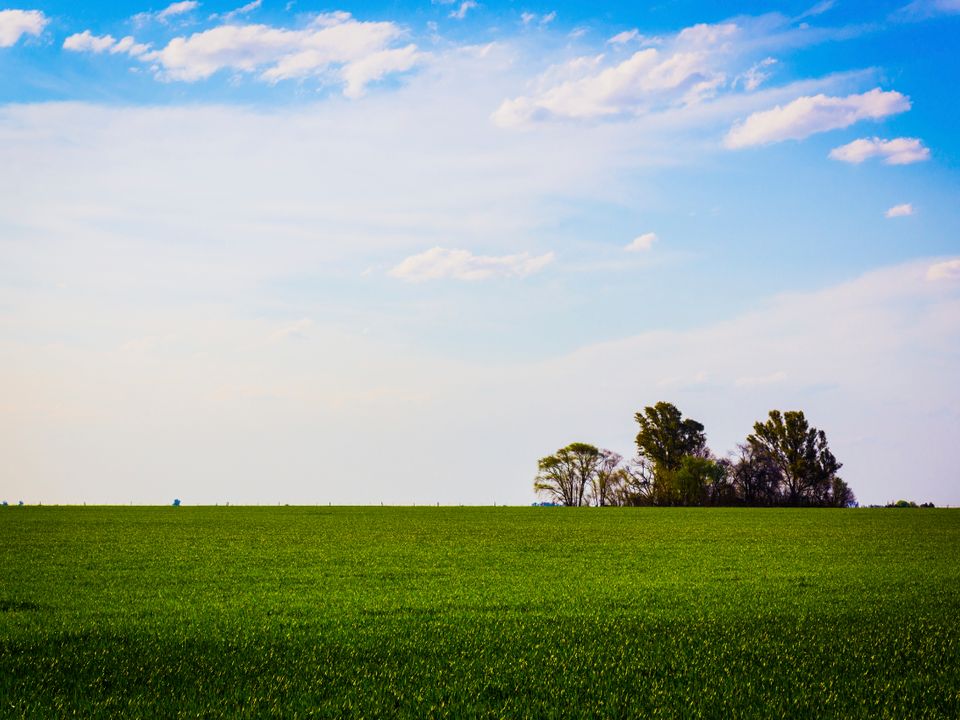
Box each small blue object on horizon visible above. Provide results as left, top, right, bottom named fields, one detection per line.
left=531, top=502, right=561, bottom=507
left=172, top=499, right=181, bottom=507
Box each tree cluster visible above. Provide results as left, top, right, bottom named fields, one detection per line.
left=534, top=402, right=856, bottom=508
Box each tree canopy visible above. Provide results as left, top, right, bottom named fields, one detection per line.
left=634, top=401, right=708, bottom=472
left=534, top=403, right=856, bottom=508
left=534, top=443, right=624, bottom=507
left=746, top=410, right=848, bottom=506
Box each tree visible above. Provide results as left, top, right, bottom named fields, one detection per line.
left=534, top=443, right=604, bottom=507
left=634, top=402, right=709, bottom=502
left=830, top=478, right=857, bottom=508
left=746, top=410, right=843, bottom=506
left=611, top=458, right=655, bottom=506
left=670, top=456, right=726, bottom=506
left=724, top=443, right=783, bottom=506
left=635, top=402, right=708, bottom=471
left=588, top=450, right=624, bottom=507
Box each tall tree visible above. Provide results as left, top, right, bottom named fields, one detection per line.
left=634, top=402, right=709, bottom=502
left=746, top=410, right=842, bottom=505
left=534, top=443, right=604, bottom=507
left=634, top=402, right=708, bottom=472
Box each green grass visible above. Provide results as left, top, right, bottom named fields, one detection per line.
left=1, top=507, right=958, bottom=718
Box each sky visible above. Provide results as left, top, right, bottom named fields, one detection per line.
left=1, top=0, right=958, bottom=506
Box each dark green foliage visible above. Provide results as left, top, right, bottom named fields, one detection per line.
left=2, top=507, right=959, bottom=718
left=746, top=410, right=848, bottom=506
left=634, top=402, right=708, bottom=473
left=652, top=456, right=727, bottom=506
left=633, top=402, right=711, bottom=504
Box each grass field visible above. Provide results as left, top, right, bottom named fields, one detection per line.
left=1, top=507, right=958, bottom=718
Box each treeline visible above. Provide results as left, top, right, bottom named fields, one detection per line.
left=534, top=402, right=856, bottom=508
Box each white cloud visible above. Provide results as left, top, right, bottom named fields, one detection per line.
left=63, top=30, right=117, bottom=53
left=926, top=259, right=960, bottom=281
left=493, top=22, right=737, bottom=127
left=64, top=31, right=150, bottom=57
left=885, top=203, right=914, bottom=218
left=829, top=136, right=930, bottom=165
left=139, top=13, right=421, bottom=95
left=724, top=88, right=911, bottom=148
left=214, top=0, right=262, bottom=23
left=388, top=247, right=554, bottom=281
left=339, top=44, right=421, bottom=98
left=449, top=1, right=478, bottom=20
left=540, top=11, right=556, bottom=25
left=625, top=232, right=657, bottom=252
left=158, top=1, right=200, bottom=21
left=608, top=29, right=640, bottom=45
left=0, top=9, right=47, bottom=47
left=113, top=36, right=151, bottom=56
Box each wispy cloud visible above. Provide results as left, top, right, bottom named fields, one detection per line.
left=518, top=10, right=555, bottom=28
left=389, top=247, right=554, bottom=281
left=725, top=88, right=910, bottom=148
left=158, top=1, right=200, bottom=21
left=213, top=0, right=262, bottom=23
left=829, top=136, right=930, bottom=165
left=607, top=28, right=641, bottom=45
left=133, top=1, right=200, bottom=26
left=897, top=0, right=960, bottom=19
left=734, top=57, right=777, bottom=92
left=0, top=9, right=47, bottom=47
left=885, top=203, right=914, bottom=218
left=449, top=1, right=478, bottom=20
left=797, top=0, right=836, bottom=20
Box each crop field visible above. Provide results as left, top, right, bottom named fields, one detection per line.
left=1, top=507, right=958, bottom=718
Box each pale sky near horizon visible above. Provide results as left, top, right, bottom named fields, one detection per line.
left=1, top=0, right=958, bottom=506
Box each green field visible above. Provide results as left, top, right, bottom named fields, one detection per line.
left=1, top=507, right=958, bottom=718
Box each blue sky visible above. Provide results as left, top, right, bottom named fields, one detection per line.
left=1, top=0, right=958, bottom=505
